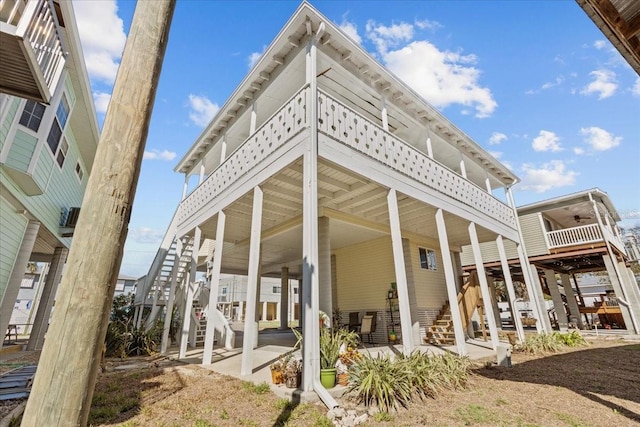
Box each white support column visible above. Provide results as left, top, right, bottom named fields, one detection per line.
left=280, top=267, right=289, bottom=329
left=561, top=274, right=584, bottom=329
left=381, top=97, right=388, bottom=131
left=276, top=302, right=281, bottom=321
left=27, top=247, right=68, bottom=350
left=435, top=209, right=468, bottom=356
left=250, top=103, right=257, bottom=135
left=603, top=254, right=638, bottom=333
left=220, top=133, right=227, bottom=163
left=0, top=220, right=40, bottom=347
left=318, top=216, right=332, bottom=319
left=241, top=186, right=263, bottom=376
left=459, top=153, right=467, bottom=179
left=387, top=188, right=414, bottom=354
left=468, top=222, right=499, bottom=350
left=529, top=265, right=552, bottom=332
left=203, top=211, right=226, bottom=364
left=496, top=235, right=525, bottom=343
left=544, top=269, right=568, bottom=331
left=180, top=227, right=201, bottom=359
left=619, top=263, right=640, bottom=327
left=199, top=161, right=205, bottom=183
left=425, top=136, right=433, bottom=159
left=262, top=301, right=268, bottom=321
left=506, top=186, right=549, bottom=333
left=484, top=171, right=492, bottom=194
left=238, top=301, right=244, bottom=321
left=182, top=175, right=189, bottom=199
left=161, top=238, right=183, bottom=354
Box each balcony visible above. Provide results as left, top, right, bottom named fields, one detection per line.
left=0, top=0, right=66, bottom=103
left=177, top=85, right=516, bottom=233
left=546, top=223, right=626, bottom=254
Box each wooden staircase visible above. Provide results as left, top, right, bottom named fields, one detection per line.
left=425, top=272, right=484, bottom=345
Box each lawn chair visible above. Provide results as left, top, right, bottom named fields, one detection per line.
left=360, top=315, right=374, bottom=344
left=348, top=312, right=360, bottom=332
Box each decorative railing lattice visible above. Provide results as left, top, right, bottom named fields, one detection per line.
left=177, top=85, right=309, bottom=223
left=316, top=90, right=517, bottom=229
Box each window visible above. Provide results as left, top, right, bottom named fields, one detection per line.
left=75, top=162, right=84, bottom=180
left=272, top=286, right=281, bottom=294
left=293, top=288, right=298, bottom=294
left=46, top=94, right=71, bottom=167
left=19, top=100, right=46, bottom=132
left=221, top=287, right=227, bottom=295
left=419, top=247, right=437, bottom=271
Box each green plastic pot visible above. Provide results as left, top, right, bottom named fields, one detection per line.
left=320, top=368, right=337, bottom=389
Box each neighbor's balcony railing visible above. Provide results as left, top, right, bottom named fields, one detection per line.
left=316, top=89, right=517, bottom=229
left=0, top=0, right=67, bottom=102
left=546, top=223, right=626, bottom=254
left=178, top=85, right=517, bottom=230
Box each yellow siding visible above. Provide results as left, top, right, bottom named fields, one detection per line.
left=335, top=236, right=395, bottom=311
left=409, top=240, right=447, bottom=309
left=335, top=236, right=447, bottom=311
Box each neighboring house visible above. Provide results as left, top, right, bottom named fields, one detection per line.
left=113, top=275, right=138, bottom=297
left=135, top=3, right=533, bottom=401
left=461, top=188, right=640, bottom=334
left=0, top=0, right=99, bottom=349
left=216, top=275, right=300, bottom=323
left=576, top=0, right=640, bottom=75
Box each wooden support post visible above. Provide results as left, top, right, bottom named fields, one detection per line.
left=22, top=2, right=175, bottom=425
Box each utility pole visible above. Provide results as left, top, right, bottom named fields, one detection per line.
left=22, top=1, right=175, bottom=425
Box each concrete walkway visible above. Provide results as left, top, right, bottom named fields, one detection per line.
left=166, top=327, right=498, bottom=400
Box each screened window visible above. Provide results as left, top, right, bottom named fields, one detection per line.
left=75, top=162, right=84, bottom=180
left=56, top=138, right=68, bottom=167
left=46, top=94, right=71, bottom=168
left=56, top=95, right=70, bottom=129
left=19, top=100, right=46, bottom=132
left=419, top=247, right=437, bottom=271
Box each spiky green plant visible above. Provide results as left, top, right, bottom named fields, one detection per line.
left=553, top=331, right=588, bottom=347
left=516, top=333, right=564, bottom=354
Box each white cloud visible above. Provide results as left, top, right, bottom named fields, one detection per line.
left=593, top=40, right=607, bottom=50
left=414, top=18, right=442, bottom=31
left=143, top=149, right=176, bottom=161
left=580, top=126, right=621, bottom=151
left=489, top=132, right=507, bottom=145
left=73, top=0, right=126, bottom=84
left=581, top=69, right=617, bottom=99
left=339, top=20, right=362, bottom=45
left=632, top=77, right=640, bottom=96
left=382, top=41, right=497, bottom=118
left=532, top=130, right=562, bottom=152
left=526, top=76, right=565, bottom=94
left=520, top=160, right=577, bottom=193
left=573, top=147, right=585, bottom=155
left=187, top=94, right=220, bottom=127
left=366, top=20, right=414, bottom=55
left=129, top=227, right=164, bottom=244
left=247, top=45, right=266, bottom=69
left=93, top=92, right=111, bottom=114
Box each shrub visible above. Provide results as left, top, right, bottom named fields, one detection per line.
left=553, top=331, right=588, bottom=347
left=515, top=331, right=588, bottom=354
left=348, top=351, right=471, bottom=411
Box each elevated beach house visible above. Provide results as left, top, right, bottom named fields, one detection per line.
left=0, top=0, right=99, bottom=349
left=461, top=189, right=640, bottom=334
left=135, top=2, right=538, bottom=404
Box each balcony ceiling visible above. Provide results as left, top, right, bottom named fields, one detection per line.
left=195, top=158, right=497, bottom=278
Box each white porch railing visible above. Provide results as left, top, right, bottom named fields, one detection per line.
left=2, top=0, right=67, bottom=100
left=316, top=90, right=517, bottom=229
left=177, top=85, right=310, bottom=224
left=546, top=223, right=602, bottom=248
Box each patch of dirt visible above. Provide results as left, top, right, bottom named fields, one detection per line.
left=2, top=338, right=639, bottom=426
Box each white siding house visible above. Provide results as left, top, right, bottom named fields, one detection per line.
left=135, top=2, right=535, bottom=404
left=0, top=1, right=99, bottom=349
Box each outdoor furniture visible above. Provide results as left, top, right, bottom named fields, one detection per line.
left=360, top=315, right=374, bottom=344
left=348, top=312, right=360, bottom=332
left=365, top=311, right=377, bottom=335
left=5, top=324, right=18, bottom=344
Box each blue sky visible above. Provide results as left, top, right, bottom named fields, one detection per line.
left=71, top=1, right=640, bottom=278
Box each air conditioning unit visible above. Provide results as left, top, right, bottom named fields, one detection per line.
left=60, top=207, right=81, bottom=236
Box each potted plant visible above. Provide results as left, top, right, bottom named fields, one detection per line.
left=389, top=329, right=397, bottom=343
left=284, top=358, right=302, bottom=388
left=270, top=353, right=289, bottom=385
left=319, top=327, right=341, bottom=388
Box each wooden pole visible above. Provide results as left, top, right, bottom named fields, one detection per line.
left=22, top=1, right=175, bottom=425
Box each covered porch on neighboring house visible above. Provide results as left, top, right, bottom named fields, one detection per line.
left=134, top=3, right=530, bottom=407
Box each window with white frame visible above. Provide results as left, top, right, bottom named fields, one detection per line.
left=75, top=162, right=83, bottom=181
left=46, top=94, right=70, bottom=168
left=273, top=286, right=281, bottom=294
left=19, top=100, right=46, bottom=132
left=418, top=247, right=437, bottom=271
left=221, top=287, right=227, bottom=295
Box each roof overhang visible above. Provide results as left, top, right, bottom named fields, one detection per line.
left=517, top=188, right=621, bottom=221
left=174, top=1, right=518, bottom=187
left=576, top=0, right=640, bottom=75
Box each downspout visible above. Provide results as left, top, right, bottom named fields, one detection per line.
left=589, top=193, right=639, bottom=333
left=307, top=21, right=338, bottom=410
